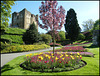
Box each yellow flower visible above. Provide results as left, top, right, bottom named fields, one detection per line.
left=34, top=53, right=38, bottom=56
left=55, top=57, right=59, bottom=60
left=77, top=56, right=79, bottom=58
left=30, top=53, right=32, bottom=56
left=48, top=52, right=50, bottom=53
left=26, top=54, right=28, bottom=57
left=45, top=54, right=48, bottom=57
left=77, top=52, right=80, bottom=55
left=72, top=57, right=75, bottom=60
left=38, top=56, right=43, bottom=60
left=48, top=56, right=51, bottom=59
left=80, top=55, right=82, bottom=57
left=66, top=54, right=68, bottom=57
left=71, top=52, right=72, bottom=54
left=62, top=58, right=65, bottom=60
left=52, top=56, right=54, bottom=58
left=51, top=53, right=53, bottom=56
left=41, top=57, right=43, bottom=60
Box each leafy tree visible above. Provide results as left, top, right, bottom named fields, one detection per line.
left=47, top=30, right=61, bottom=41
left=58, top=31, right=66, bottom=41
left=39, top=0, right=65, bottom=55
left=22, top=22, right=41, bottom=44
left=1, top=1, right=15, bottom=34
left=40, top=34, right=52, bottom=44
left=82, top=19, right=94, bottom=32
left=93, top=19, right=100, bottom=30
left=64, top=8, right=80, bottom=44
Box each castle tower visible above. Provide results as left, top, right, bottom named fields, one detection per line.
left=12, top=8, right=38, bottom=31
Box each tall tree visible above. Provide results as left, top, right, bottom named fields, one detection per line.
left=64, top=8, right=80, bottom=44
left=1, top=1, right=15, bottom=34
left=22, top=22, right=41, bottom=44
left=38, top=0, right=65, bottom=55
left=93, top=19, right=100, bottom=30
left=82, top=19, right=94, bottom=32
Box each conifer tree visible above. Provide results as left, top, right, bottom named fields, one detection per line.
left=64, top=8, right=80, bottom=44
left=22, top=22, right=41, bottom=44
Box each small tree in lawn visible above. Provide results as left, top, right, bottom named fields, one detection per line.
left=38, top=0, right=65, bottom=55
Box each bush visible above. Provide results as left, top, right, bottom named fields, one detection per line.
left=78, top=33, right=85, bottom=40
left=22, top=22, right=41, bottom=44
left=1, top=44, right=50, bottom=53
left=58, top=31, right=66, bottom=41
left=40, top=34, right=52, bottom=44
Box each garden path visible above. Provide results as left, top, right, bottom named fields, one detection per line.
left=1, top=47, right=60, bottom=67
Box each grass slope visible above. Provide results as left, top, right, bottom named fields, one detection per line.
left=1, top=45, right=99, bottom=75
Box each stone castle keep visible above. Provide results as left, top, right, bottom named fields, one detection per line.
left=11, top=8, right=38, bottom=30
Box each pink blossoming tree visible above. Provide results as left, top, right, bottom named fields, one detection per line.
left=38, top=0, right=65, bottom=55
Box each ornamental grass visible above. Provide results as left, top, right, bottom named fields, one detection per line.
left=21, top=52, right=85, bottom=72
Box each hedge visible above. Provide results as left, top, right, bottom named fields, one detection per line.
left=1, top=44, right=50, bottom=53
left=5, top=28, right=26, bottom=35
left=1, top=35, right=24, bottom=44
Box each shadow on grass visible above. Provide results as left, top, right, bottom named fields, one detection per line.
left=1, top=64, right=14, bottom=73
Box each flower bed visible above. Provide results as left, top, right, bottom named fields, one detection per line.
left=54, top=46, right=87, bottom=52
left=49, top=43, right=61, bottom=46
left=21, top=52, right=86, bottom=72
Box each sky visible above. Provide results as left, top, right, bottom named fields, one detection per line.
left=9, top=1, right=99, bottom=33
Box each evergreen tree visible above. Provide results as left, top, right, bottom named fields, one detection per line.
left=64, top=8, right=80, bottom=44
left=22, top=22, right=41, bottom=44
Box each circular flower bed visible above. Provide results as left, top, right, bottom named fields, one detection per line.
left=20, top=52, right=86, bottom=72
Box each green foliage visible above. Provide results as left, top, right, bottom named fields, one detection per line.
left=0, top=37, right=12, bottom=43
left=64, top=8, right=80, bottom=43
left=22, top=22, right=41, bottom=44
left=1, top=1, right=15, bottom=33
left=58, top=31, right=66, bottom=41
left=92, top=19, right=100, bottom=31
left=1, top=44, right=50, bottom=53
left=82, top=19, right=94, bottom=32
left=1, top=35, right=24, bottom=44
left=78, top=33, right=85, bottom=40
left=0, top=42, right=10, bottom=50
left=5, top=28, right=26, bottom=35
left=40, top=34, right=52, bottom=44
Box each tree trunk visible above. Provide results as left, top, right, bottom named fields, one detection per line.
left=53, top=28, right=55, bottom=56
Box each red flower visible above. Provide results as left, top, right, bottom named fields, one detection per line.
left=45, top=61, right=47, bottom=63
left=59, top=61, right=61, bottom=63
left=51, top=59, right=53, bottom=62
left=66, top=62, right=68, bottom=64
left=80, top=57, right=82, bottom=59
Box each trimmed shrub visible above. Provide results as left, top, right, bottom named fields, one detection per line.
left=1, top=44, right=50, bottom=53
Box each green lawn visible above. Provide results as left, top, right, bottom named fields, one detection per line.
left=1, top=44, right=99, bottom=75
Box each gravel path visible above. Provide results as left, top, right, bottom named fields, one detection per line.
left=1, top=47, right=60, bottom=67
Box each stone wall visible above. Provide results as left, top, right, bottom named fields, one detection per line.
left=11, top=8, right=38, bottom=31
